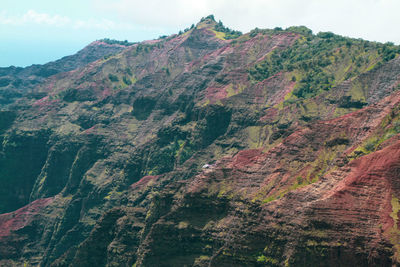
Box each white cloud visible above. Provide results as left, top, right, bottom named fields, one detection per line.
left=1, top=1, right=399, bottom=44
left=0, top=10, right=135, bottom=30
left=24, top=10, right=71, bottom=26
left=94, top=0, right=400, bottom=43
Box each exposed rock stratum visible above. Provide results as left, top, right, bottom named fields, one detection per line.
left=0, top=16, right=399, bottom=266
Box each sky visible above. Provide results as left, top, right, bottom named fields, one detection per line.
left=1, top=0, right=399, bottom=67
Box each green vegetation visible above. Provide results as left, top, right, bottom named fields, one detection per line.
left=4, top=15, right=400, bottom=267
left=144, top=138, right=194, bottom=176
left=130, top=43, right=156, bottom=56
left=197, top=15, right=242, bottom=39
left=99, top=38, right=135, bottom=46
left=214, top=20, right=242, bottom=40
left=350, top=104, right=400, bottom=158
left=248, top=30, right=400, bottom=99
left=286, top=26, right=313, bottom=36
left=257, top=254, right=279, bottom=265
left=200, top=14, right=216, bottom=22
left=249, top=26, right=312, bottom=39
left=379, top=42, right=400, bottom=62
left=108, top=74, right=119, bottom=82
left=123, top=76, right=132, bottom=85
left=162, top=67, right=170, bottom=76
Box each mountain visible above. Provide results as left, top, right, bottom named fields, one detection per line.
left=0, top=40, right=128, bottom=107
left=0, top=15, right=399, bottom=266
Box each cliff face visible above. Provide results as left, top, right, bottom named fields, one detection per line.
left=0, top=17, right=400, bottom=266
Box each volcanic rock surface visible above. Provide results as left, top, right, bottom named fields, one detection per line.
left=0, top=16, right=400, bottom=266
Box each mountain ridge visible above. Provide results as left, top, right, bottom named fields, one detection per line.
left=0, top=16, right=399, bottom=266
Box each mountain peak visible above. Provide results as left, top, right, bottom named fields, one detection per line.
left=195, top=14, right=217, bottom=29
left=194, top=15, right=242, bottom=40
left=1, top=14, right=400, bottom=267
left=201, top=14, right=216, bottom=23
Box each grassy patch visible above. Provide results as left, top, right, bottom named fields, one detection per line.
left=211, top=29, right=226, bottom=40
left=256, top=254, right=279, bottom=265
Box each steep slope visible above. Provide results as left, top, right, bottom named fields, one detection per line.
left=135, top=92, right=400, bottom=266
left=0, top=16, right=399, bottom=266
left=0, top=40, right=129, bottom=107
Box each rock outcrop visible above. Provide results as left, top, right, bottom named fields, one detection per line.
left=0, top=16, right=399, bottom=266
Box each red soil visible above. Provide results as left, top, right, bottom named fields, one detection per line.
left=131, top=175, right=159, bottom=189
left=0, top=198, right=54, bottom=238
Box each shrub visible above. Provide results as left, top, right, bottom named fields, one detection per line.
left=286, top=26, right=313, bottom=36
left=297, top=176, right=303, bottom=184
left=317, top=31, right=335, bottom=39
left=123, top=76, right=132, bottom=85
left=214, top=20, right=242, bottom=39
left=108, top=74, right=119, bottom=82
left=364, top=140, right=377, bottom=151
left=100, top=38, right=134, bottom=46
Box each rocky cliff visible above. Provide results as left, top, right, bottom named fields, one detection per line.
left=0, top=16, right=399, bottom=266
